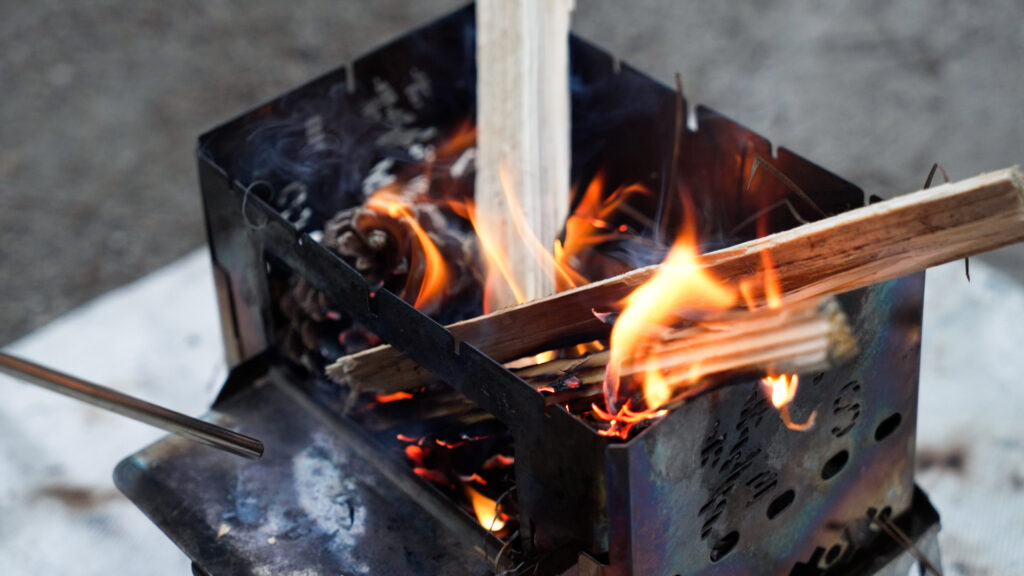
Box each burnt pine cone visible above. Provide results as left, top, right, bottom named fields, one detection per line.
left=321, top=202, right=479, bottom=317
left=276, top=197, right=481, bottom=367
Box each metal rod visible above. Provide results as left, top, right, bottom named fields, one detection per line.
left=0, top=352, right=264, bottom=459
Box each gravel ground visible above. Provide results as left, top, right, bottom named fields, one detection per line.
left=2, top=0, right=1022, bottom=344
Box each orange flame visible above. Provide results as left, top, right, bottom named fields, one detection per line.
left=465, top=486, right=505, bottom=532
left=592, top=401, right=668, bottom=440
left=602, top=214, right=737, bottom=414
left=761, top=249, right=782, bottom=309
left=365, top=190, right=449, bottom=310
left=760, top=373, right=816, bottom=431
left=468, top=199, right=529, bottom=311
left=435, top=121, right=477, bottom=158
left=595, top=195, right=805, bottom=437
left=556, top=175, right=655, bottom=290
left=761, top=373, right=799, bottom=408
left=739, top=248, right=782, bottom=310
left=469, top=164, right=585, bottom=313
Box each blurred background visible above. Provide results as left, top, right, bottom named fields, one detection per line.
left=1, top=2, right=1022, bottom=575
left=2, top=0, right=1022, bottom=346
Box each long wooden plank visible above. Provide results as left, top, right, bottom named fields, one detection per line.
left=328, top=167, right=1024, bottom=393
left=475, top=0, right=573, bottom=306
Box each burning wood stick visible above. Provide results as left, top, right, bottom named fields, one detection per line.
left=475, top=0, right=573, bottom=306
left=328, top=167, right=1024, bottom=394
left=515, top=296, right=856, bottom=397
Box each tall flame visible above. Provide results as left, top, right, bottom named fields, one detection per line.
left=603, top=216, right=737, bottom=414
left=596, top=191, right=812, bottom=437
left=469, top=163, right=583, bottom=313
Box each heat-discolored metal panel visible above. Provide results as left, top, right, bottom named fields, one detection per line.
left=606, top=275, right=924, bottom=575
left=118, top=5, right=933, bottom=575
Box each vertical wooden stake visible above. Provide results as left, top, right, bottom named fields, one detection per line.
left=476, top=0, right=574, bottom=308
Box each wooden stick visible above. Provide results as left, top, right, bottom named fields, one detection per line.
left=328, top=167, right=1024, bottom=393
left=475, top=0, right=573, bottom=307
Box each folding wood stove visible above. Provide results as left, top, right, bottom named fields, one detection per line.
left=116, top=6, right=942, bottom=575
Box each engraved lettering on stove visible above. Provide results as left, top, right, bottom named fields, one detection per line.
left=697, top=387, right=780, bottom=544
left=831, top=380, right=861, bottom=438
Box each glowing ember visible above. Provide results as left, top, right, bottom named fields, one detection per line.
left=460, top=473, right=488, bottom=486
left=375, top=391, right=414, bottom=403
left=482, top=453, right=515, bottom=470
left=465, top=486, right=506, bottom=532
left=413, top=467, right=448, bottom=485
left=404, top=444, right=428, bottom=466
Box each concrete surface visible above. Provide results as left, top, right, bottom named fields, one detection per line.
left=2, top=1, right=1023, bottom=345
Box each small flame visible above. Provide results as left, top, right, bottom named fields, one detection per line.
left=435, top=121, right=477, bottom=158
left=760, top=373, right=816, bottom=431
left=739, top=248, right=782, bottom=311
left=556, top=175, right=654, bottom=290
left=592, top=401, right=668, bottom=440
left=761, top=249, right=782, bottom=309
left=466, top=486, right=506, bottom=532
left=534, top=350, right=558, bottom=364
left=761, top=373, right=799, bottom=408
left=365, top=190, right=449, bottom=310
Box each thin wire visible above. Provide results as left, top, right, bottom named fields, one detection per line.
left=873, top=515, right=943, bottom=576
left=731, top=154, right=827, bottom=236
left=240, top=180, right=274, bottom=230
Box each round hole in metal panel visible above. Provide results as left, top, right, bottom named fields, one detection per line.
left=824, top=543, right=843, bottom=565
left=880, top=506, right=893, bottom=521
left=821, top=450, right=849, bottom=480
left=874, top=413, right=902, bottom=441
left=710, top=531, right=739, bottom=562
left=766, top=489, right=795, bottom=520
